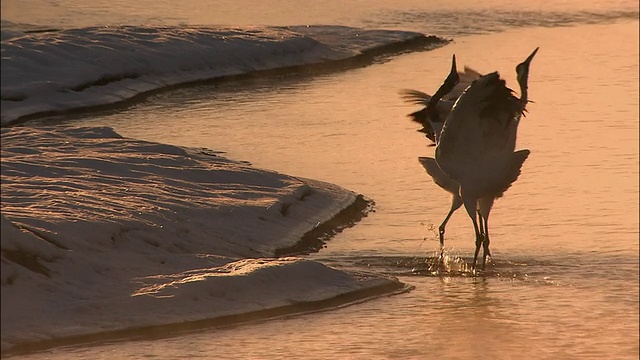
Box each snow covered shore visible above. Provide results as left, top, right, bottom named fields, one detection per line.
left=0, top=126, right=404, bottom=355
left=1, top=23, right=446, bottom=126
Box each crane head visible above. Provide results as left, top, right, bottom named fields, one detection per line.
left=426, top=55, right=460, bottom=123
left=515, top=47, right=539, bottom=98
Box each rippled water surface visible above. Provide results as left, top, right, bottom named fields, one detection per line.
left=5, top=0, right=639, bottom=359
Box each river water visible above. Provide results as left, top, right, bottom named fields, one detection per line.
left=4, top=0, right=638, bottom=359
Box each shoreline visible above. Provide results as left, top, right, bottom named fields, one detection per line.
left=3, top=276, right=409, bottom=357
left=1, top=25, right=448, bottom=127
left=0, top=126, right=405, bottom=356
left=275, top=193, right=373, bottom=257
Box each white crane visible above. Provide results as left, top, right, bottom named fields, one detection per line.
left=404, top=49, right=538, bottom=269
left=400, top=61, right=482, bottom=253
left=429, top=49, right=538, bottom=269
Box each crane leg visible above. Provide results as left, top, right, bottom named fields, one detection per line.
left=477, top=198, right=495, bottom=270
left=472, top=227, right=483, bottom=270
left=477, top=210, right=485, bottom=238
left=439, top=196, right=463, bottom=262
left=462, top=196, right=482, bottom=270
left=482, top=218, right=490, bottom=269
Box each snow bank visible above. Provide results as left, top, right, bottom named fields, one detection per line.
left=0, top=126, right=403, bottom=354
left=1, top=24, right=447, bottom=125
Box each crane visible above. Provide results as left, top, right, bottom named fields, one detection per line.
left=406, top=49, right=538, bottom=269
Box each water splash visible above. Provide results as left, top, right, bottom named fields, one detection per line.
left=314, top=251, right=573, bottom=286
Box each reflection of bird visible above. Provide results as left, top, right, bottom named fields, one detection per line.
left=430, top=48, right=538, bottom=269
left=400, top=66, right=481, bottom=144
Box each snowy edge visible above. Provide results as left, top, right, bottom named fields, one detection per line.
left=5, top=278, right=410, bottom=357
left=1, top=126, right=407, bottom=356
left=1, top=24, right=449, bottom=126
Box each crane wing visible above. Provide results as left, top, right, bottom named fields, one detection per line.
left=418, top=156, right=459, bottom=195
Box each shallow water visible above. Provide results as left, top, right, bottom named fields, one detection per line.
left=5, top=0, right=639, bottom=359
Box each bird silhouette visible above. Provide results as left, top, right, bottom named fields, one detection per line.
left=400, top=65, right=481, bottom=144
left=431, top=49, right=538, bottom=269
left=408, top=49, right=538, bottom=269
left=402, top=57, right=479, bottom=257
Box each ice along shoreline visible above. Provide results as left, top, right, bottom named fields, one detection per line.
left=1, top=126, right=406, bottom=356
left=1, top=24, right=448, bottom=126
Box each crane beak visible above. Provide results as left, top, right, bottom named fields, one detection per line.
left=516, top=47, right=539, bottom=86
left=522, top=47, right=539, bottom=67
left=449, top=54, right=458, bottom=77
left=516, top=47, right=539, bottom=105
left=428, top=55, right=460, bottom=110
